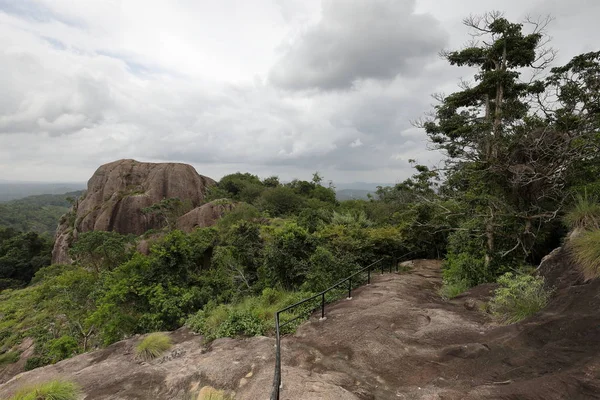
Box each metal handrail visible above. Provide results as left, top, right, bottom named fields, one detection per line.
left=270, top=254, right=405, bottom=400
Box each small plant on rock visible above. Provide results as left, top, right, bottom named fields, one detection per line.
left=489, top=272, right=551, bottom=324
left=569, top=229, right=600, bottom=279
left=563, top=193, right=600, bottom=231
left=9, top=380, right=80, bottom=400
left=135, top=333, right=172, bottom=361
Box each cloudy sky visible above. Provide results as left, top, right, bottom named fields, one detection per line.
left=1, top=0, right=598, bottom=185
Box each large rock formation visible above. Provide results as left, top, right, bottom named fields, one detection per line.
left=52, top=159, right=216, bottom=264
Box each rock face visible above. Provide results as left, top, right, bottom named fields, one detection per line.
left=52, top=159, right=215, bottom=264
left=176, top=200, right=236, bottom=233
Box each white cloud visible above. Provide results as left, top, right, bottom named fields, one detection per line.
left=0, top=0, right=598, bottom=185
left=349, top=138, right=363, bottom=148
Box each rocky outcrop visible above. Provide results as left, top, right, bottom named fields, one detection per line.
left=52, top=159, right=215, bottom=264
left=176, top=200, right=237, bottom=233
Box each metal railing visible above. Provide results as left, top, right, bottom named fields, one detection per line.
left=270, top=254, right=403, bottom=400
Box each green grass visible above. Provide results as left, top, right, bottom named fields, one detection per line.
left=0, top=350, right=20, bottom=366
left=9, top=380, right=80, bottom=400
left=439, top=279, right=470, bottom=300
left=489, top=272, right=551, bottom=324
left=569, top=229, right=600, bottom=279
left=564, top=193, right=600, bottom=230
left=186, top=288, right=317, bottom=341
left=135, top=333, right=172, bottom=361
left=195, top=386, right=232, bottom=400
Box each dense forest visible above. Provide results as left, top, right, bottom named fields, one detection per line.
left=0, top=192, right=81, bottom=234
left=0, top=13, right=598, bottom=373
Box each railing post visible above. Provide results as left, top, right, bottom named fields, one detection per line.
left=320, top=292, right=326, bottom=320
left=389, top=258, right=392, bottom=273
left=395, top=254, right=398, bottom=273
left=381, top=261, right=384, bottom=275
left=367, top=267, right=371, bottom=285
left=271, top=312, right=281, bottom=400
left=347, top=278, right=352, bottom=299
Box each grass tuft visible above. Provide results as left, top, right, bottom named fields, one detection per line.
left=563, top=193, right=600, bottom=231
left=135, top=333, right=172, bottom=361
left=0, top=350, right=20, bottom=366
left=439, top=279, right=470, bottom=300
left=195, top=386, right=232, bottom=400
left=9, top=380, right=80, bottom=400
left=489, top=272, right=551, bottom=324
left=569, top=229, right=600, bottom=279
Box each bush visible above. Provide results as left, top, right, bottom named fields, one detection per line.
left=135, top=333, right=172, bottom=361
left=187, top=288, right=316, bottom=340
left=489, top=272, right=551, bottom=324
left=0, top=350, right=20, bottom=366
left=439, top=279, right=469, bottom=300
left=24, top=356, right=47, bottom=371
left=47, top=335, right=79, bottom=363
left=564, top=193, right=600, bottom=230
left=9, top=380, right=80, bottom=400
left=196, top=386, right=232, bottom=400
left=569, top=229, right=600, bottom=279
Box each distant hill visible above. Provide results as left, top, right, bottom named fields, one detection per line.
left=334, top=182, right=393, bottom=192
left=0, top=182, right=86, bottom=203
left=0, top=191, right=83, bottom=234
left=336, top=189, right=373, bottom=201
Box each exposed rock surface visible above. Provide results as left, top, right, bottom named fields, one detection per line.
left=2, top=255, right=599, bottom=399
left=176, top=200, right=237, bottom=233
left=52, top=159, right=215, bottom=264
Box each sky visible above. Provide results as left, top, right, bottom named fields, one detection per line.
left=0, top=0, right=598, bottom=185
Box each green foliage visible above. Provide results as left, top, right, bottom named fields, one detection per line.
left=261, top=222, right=315, bottom=289
left=135, top=332, right=172, bottom=361
left=569, top=229, right=600, bottom=279
left=0, top=228, right=52, bottom=288
left=439, top=279, right=470, bottom=300
left=141, top=197, right=192, bottom=230
left=303, top=246, right=357, bottom=292
left=331, top=210, right=373, bottom=228
left=47, top=335, right=78, bottom=363
left=0, top=350, right=20, bottom=366
left=9, top=380, right=80, bottom=400
left=258, top=187, right=305, bottom=217
left=489, top=272, right=551, bottom=324
left=24, top=357, right=46, bottom=371
left=216, top=203, right=261, bottom=232
left=0, top=191, right=81, bottom=234
left=563, top=193, right=600, bottom=230
left=187, top=288, right=315, bottom=340
left=196, top=386, right=233, bottom=400
left=69, top=231, right=134, bottom=272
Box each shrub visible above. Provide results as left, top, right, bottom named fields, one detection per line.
left=187, top=288, right=316, bottom=340
left=489, top=272, right=551, bottom=324
left=47, top=335, right=79, bottom=363
left=439, top=279, right=469, bottom=300
left=563, top=193, right=600, bottom=230
left=0, top=350, right=20, bottom=366
left=24, top=356, right=49, bottom=371
left=9, top=380, right=80, bottom=400
left=196, top=386, right=232, bottom=400
left=135, top=333, right=172, bottom=361
left=569, top=229, right=600, bottom=279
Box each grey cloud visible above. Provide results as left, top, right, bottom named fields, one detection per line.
left=269, top=0, right=447, bottom=91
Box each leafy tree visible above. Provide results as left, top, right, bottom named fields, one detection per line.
left=0, top=229, right=52, bottom=288
left=261, top=222, right=315, bottom=289
left=258, top=187, right=305, bottom=217
left=420, top=12, right=587, bottom=281
left=69, top=231, right=134, bottom=273
left=141, top=197, right=191, bottom=230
